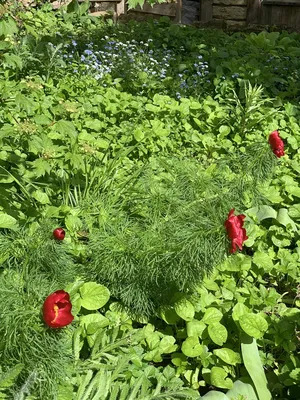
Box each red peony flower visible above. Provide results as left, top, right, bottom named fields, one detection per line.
left=53, top=228, right=65, bottom=241
left=269, top=130, right=284, bottom=158
left=224, top=208, right=248, bottom=254
left=43, top=290, right=74, bottom=328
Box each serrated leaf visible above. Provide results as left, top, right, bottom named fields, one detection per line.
left=253, top=251, right=273, bottom=271
left=0, top=364, right=24, bottom=389
left=54, top=120, right=77, bottom=138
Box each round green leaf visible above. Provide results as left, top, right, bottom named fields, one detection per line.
left=159, top=336, right=178, bottom=353
left=186, top=319, right=206, bottom=338
left=202, top=307, right=223, bottom=324
left=174, top=297, right=195, bottom=321
left=213, top=348, right=241, bottom=366
left=181, top=336, right=203, bottom=358
left=79, top=282, right=110, bottom=310
left=210, top=367, right=233, bottom=390
left=232, top=303, right=250, bottom=323
left=208, top=323, right=228, bottom=346
left=219, top=125, right=231, bottom=136
left=239, top=313, right=268, bottom=339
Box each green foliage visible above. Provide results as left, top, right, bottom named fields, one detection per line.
left=86, top=147, right=275, bottom=317
left=0, top=7, right=300, bottom=400
left=0, top=269, right=73, bottom=399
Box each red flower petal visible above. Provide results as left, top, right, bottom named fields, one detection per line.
left=269, top=130, right=285, bottom=158
left=43, top=290, right=74, bottom=328
left=224, top=209, right=248, bottom=254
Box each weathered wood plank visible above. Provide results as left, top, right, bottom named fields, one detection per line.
left=214, top=0, right=247, bottom=5
left=200, top=0, right=213, bottom=22
left=246, top=0, right=261, bottom=23
left=263, top=0, right=300, bottom=5
left=213, top=5, right=247, bottom=20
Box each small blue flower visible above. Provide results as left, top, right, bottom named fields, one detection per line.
left=84, top=49, right=93, bottom=56
left=72, top=40, right=77, bottom=46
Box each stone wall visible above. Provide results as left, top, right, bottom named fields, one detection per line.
left=212, top=0, right=248, bottom=28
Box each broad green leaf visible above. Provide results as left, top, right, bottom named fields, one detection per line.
left=80, top=313, right=110, bottom=333
left=255, top=205, right=277, bottom=222
left=286, top=185, right=300, bottom=198
left=202, top=307, right=223, bottom=324
left=54, top=120, right=77, bottom=138
left=210, top=367, right=233, bottom=390
left=239, top=313, right=268, bottom=339
left=65, top=215, right=82, bottom=232
left=133, top=128, right=144, bottom=142
left=218, top=125, right=231, bottom=137
left=289, top=204, right=300, bottom=219
left=201, top=391, right=229, bottom=400
left=241, top=334, right=272, bottom=400
left=181, top=336, right=203, bottom=358
left=0, top=213, right=17, bottom=230
left=213, top=348, right=241, bottom=366
left=174, top=297, right=195, bottom=321
left=160, top=306, right=180, bottom=325
left=95, top=138, right=109, bottom=149
left=0, top=17, right=18, bottom=36
left=186, top=319, right=206, bottom=338
left=32, top=190, right=50, bottom=204
left=159, top=336, right=178, bottom=353
left=79, top=282, right=110, bottom=310
left=276, top=208, right=297, bottom=231
left=232, top=303, right=250, bottom=323
left=253, top=251, right=273, bottom=271
left=146, top=331, right=161, bottom=350
left=208, top=323, right=228, bottom=346
left=226, top=379, right=258, bottom=400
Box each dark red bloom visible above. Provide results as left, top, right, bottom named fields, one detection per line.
left=269, top=130, right=284, bottom=158
left=53, top=228, right=65, bottom=241
left=224, top=208, right=248, bottom=254
left=43, top=290, right=74, bottom=328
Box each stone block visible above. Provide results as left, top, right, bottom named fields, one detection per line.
left=213, top=5, right=247, bottom=20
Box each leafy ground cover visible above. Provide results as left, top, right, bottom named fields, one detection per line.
left=0, top=2, right=299, bottom=399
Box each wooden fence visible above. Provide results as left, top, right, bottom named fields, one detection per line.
left=52, top=0, right=300, bottom=29
left=199, top=0, right=300, bottom=29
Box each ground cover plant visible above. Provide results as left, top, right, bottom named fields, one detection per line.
left=0, top=2, right=299, bottom=399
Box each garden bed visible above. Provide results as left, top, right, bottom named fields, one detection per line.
left=0, top=2, right=299, bottom=399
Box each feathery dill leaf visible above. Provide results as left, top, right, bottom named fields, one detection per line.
left=86, top=145, right=276, bottom=318
left=0, top=268, right=73, bottom=399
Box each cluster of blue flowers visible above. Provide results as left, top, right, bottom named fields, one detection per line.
left=49, top=35, right=212, bottom=98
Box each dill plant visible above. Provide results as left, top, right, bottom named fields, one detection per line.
left=0, top=222, right=77, bottom=398
left=87, top=144, right=277, bottom=318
